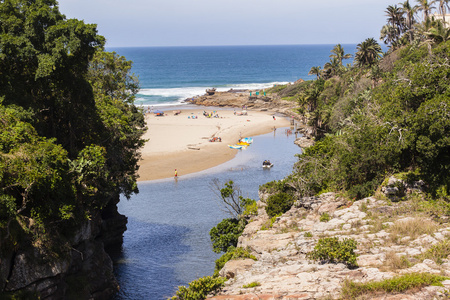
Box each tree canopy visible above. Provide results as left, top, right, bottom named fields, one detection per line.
left=0, top=0, right=146, bottom=246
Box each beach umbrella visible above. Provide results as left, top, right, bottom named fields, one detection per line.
left=153, top=110, right=164, bottom=114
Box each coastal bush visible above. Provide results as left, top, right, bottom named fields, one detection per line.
left=243, top=200, right=258, bottom=216
left=265, top=192, right=294, bottom=218
left=304, top=232, right=313, bottom=238
left=285, top=41, right=450, bottom=201
left=417, top=239, right=450, bottom=264
left=261, top=213, right=282, bottom=230
left=259, top=180, right=287, bottom=195
left=242, top=282, right=261, bottom=288
left=307, top=237, right=358, bottom=268
left=340, top=273, right=449, bottom=299
left=169, top=276, right=226, bottom=300
left=209, top=218, right=247, bottom=254
left=214, top=247, right=257, bottom=277
left=320, top=212, right=331, bottom=222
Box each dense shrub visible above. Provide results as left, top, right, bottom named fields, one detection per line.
left=209, top=218, right=247, bottom=254
left=265, top=192, right=294, bottom=218
left=169, top=276, right=226, bottom=300
left=307, top=237, right=358, bottom=267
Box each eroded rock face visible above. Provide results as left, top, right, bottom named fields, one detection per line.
left=209, top=193, right=450, bottom=299
left=0, top=196, right=127, bottom=299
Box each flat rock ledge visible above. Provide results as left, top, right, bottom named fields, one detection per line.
left=208, top=192, right=450, bottom=299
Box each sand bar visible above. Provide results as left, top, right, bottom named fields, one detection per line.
left=138, top=108, right=290, bottom=181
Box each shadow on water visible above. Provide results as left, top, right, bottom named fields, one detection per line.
left=113, top=126, right=302, bottom=299
left=113, top=220, right=191, bottom=299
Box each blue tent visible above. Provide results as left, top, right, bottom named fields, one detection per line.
left=153, top=110, right=164, bottom=114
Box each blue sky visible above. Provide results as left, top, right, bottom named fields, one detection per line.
left=58, top=0, right=397, bottom=47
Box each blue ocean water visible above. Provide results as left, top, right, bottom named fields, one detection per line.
left=109, top=44, right=358, bottom=107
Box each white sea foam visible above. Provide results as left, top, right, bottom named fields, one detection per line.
left=136, top=82, right=290, bottom=106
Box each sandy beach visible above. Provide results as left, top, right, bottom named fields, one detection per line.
left=137, top=108, right=290, bottom=181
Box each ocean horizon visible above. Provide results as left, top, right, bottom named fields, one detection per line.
left=109, top=44, right=359, bottom=107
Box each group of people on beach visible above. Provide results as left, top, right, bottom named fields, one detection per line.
left=203, top=110, right=220, bottom=118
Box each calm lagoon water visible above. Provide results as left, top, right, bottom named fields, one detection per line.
left=113, top=127, right=302, bottom=299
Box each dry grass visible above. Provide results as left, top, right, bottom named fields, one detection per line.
left=388, top=217, right=438, bottom=244
left=381, top=251, right=412, bottom=271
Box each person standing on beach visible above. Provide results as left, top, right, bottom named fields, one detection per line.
left=174, top=169, right=178, bottom=177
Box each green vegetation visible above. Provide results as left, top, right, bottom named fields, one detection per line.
left=169, top=276, right=226, bottom=300
left=320, top=212, right=331, bottom=222
left=266, top=1, right=450, bottom=201
left=242, top=281, right=261, bottom=288
left=265, top=192, right=294, bottom=218
left=307, top=237, right=358, bottom=268
left=0, top=0, right=145, bottom=257
left=209, top=218, right=247, bottom=254
left=417, top=239, right=450, bottom=264
left=281, top=39, right=450, bottom=200
left=214, top=247, right=257, bottom=277
left=340, top=273, right=449, bottom=299
left=261, top=213, right=282, bottom=230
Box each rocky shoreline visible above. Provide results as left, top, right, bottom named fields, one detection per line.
left=0, top=197, right=126, bottom=299
left=207, top=187, right=450, bottom=299
left=186, top=90, right=301, bottom=121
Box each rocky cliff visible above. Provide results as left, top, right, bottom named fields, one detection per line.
left=209, top=189, right=450, bottom=299
left=0, top=197, right=127, bottom=299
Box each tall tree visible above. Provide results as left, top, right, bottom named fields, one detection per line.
left=323, top=57, right=340, bottom=78
left=401, top=0, right=419, bottom=42
left=354, top=38, right=383, bottom=68
left=380, top=24, right=399, bottom=47
left=308, top=66, right=322, bottom=79
left=416, top=0, right=437, bottom=23
left=438, top=0, right=450, bottom=27
left=329, top=44, right=353, bottom=65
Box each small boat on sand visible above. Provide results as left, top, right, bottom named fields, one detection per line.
left=237, top=141, right=250, bottom=146
left=229, top=145, right=245, bottom=149
left=241, top=137, right=253, bottom=144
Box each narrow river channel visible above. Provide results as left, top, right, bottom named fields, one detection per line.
left=113, top=126, right=302, bottom=299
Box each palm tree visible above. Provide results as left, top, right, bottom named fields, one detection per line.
left=416, top=0, right=436, bottom=23
left=401, top=0, right=419, bottom=42
left=354, top=38, right=383, bottom=68
left=438, top=0, right=450, bottom=27
left=386, top=5, right=405, bottom=31
left=380, top=24, right=398, bottom=46
left=323, top=57, right=340, bottom=78
left=308, top=66, right=322, bottom=79
left=329, top=44, right=352, bottom=65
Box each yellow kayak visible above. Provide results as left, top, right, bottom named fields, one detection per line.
left=237, top=141, right=250, bottom=146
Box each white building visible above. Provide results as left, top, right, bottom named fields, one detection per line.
left=432, top=13, right=450, bottom=27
